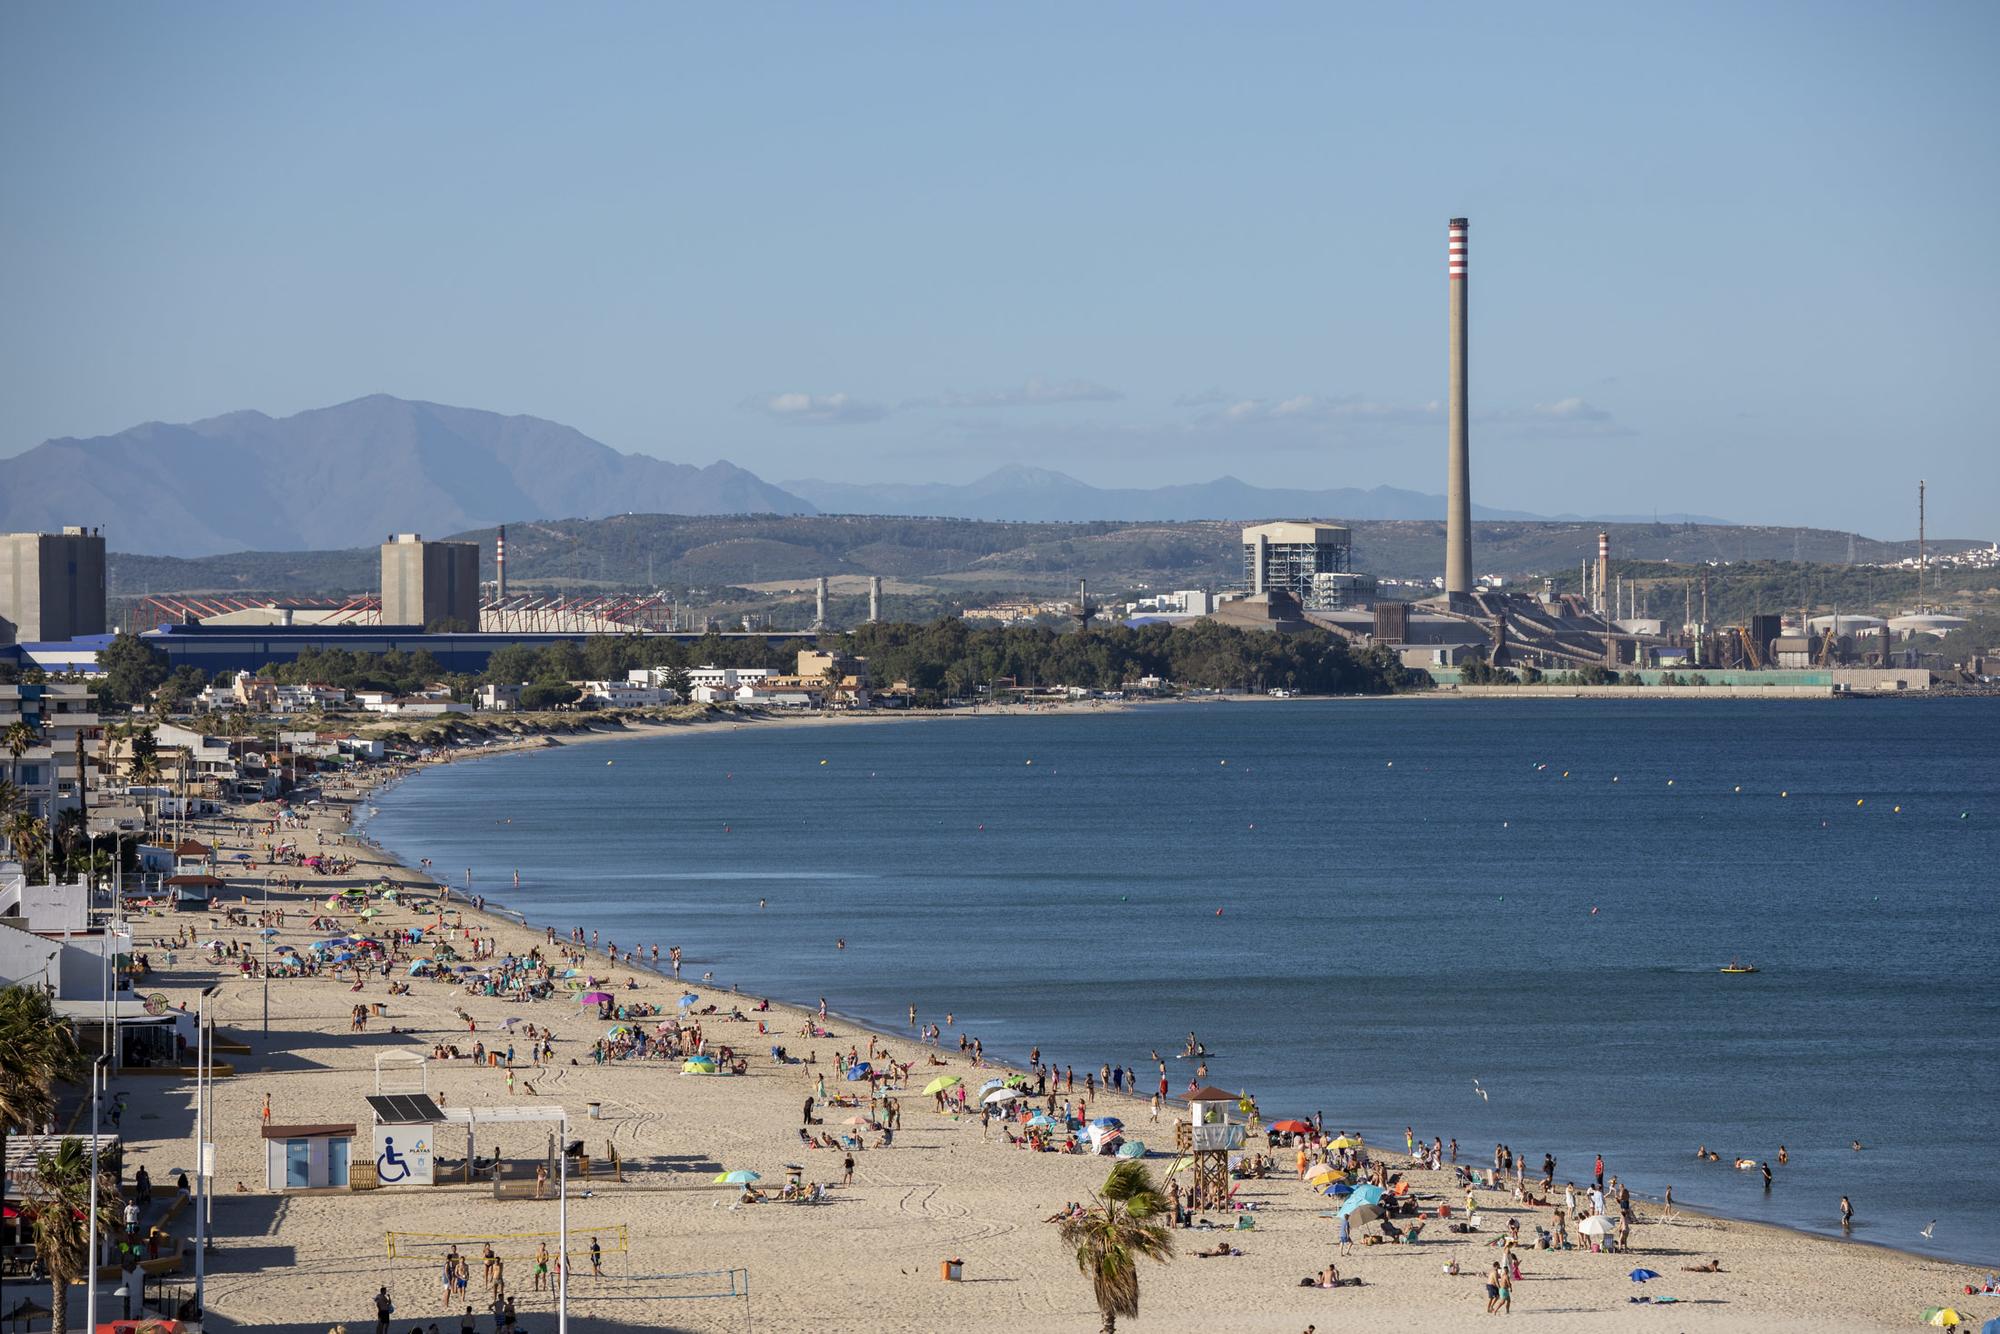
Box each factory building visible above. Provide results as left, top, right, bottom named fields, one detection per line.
left=1241, top=523, right=1373, bottom=610
left=379, top=533, right=480, bottom=630
left=0, top=526, right=107, bottom=644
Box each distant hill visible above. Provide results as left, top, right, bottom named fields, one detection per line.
left=107, top=513, right=1979, bottom=608
left=782, top=464, right=1732, bottom=525
left=0, top=395, right=815, bottom=556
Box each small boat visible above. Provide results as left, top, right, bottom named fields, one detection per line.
left=1719, top=961, right=1759, bottom=975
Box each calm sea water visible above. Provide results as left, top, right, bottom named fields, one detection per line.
left=362, top=699, right=2000, bottom=1264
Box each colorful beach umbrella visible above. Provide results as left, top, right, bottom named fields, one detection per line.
left=682, top=1058, right=716, bottom=1074
left=678, top=994, right=700, bottom=1007
left=715, top=1170, right=760, bottom=1184
left=1305, top=1164, right=1343, bottom=1186
left=579, top=992, right=613, bottom=1004
left=1271, top=1119, right=1312, bottom=1134
left=1116, top=1141, right=1147, bottom=1159
left=923, top=1076, right=962, bottom=1095
left=1090, top=1117, right=1123, bottom=1130
left=1339, top=1186, right=1386, bottom=1216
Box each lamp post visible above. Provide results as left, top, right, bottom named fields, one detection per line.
left=85, top=1055, right=105, bottom=1334
left=193, top=981, right=218, bottom=1316
left=558, top=1112, right=569, bottom=1334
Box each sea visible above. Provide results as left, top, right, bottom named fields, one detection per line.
left=361, top=698, right=2000, bottom=1266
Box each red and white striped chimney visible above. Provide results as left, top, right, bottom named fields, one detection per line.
left=496, top=525, right=508, bottom=602
left=1448, top=220, right=1467, bottom=280
left=1596, top=531, right=1610, bottom=616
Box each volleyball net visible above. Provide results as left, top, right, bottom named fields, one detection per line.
left=385, top=1223, right=628, bottom=1260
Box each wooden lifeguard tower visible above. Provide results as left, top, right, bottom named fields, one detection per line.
left=1177, top=1086, right=1247, bottom=1210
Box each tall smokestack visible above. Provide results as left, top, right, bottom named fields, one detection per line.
left=495, top=525, right=507, bottom=601
left=868, top=575, right=881, bottom=623
left=1444, top=217, right=1472, bottom=599
left=815, top=575, right=829, bottom=630
left=1597, top=531, right=1610, bottom=616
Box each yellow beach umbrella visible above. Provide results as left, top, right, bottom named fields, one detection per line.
left=1329, top=1136, right=1364, bottom=1150
left=1165, top=1156, right=1196, bottom=1176
left=1304, top=1163, right=1344, bottom=1185
left=1924, top=1310, right=1961, bottom=1329
left=922, top=1075, right=962, bottom=1096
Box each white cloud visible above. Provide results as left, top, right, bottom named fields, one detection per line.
left=1537, top=396, right=1613, bottom=422
left=745, top=391, right=888, bottom=425
left=921, top=377, right=1124, bottom=409
left=1205, top=394, right=1438, bottom=426
left=1480, top=396, right=1631, bottom=437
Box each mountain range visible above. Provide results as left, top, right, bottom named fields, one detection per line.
left=2, top=395, right=1740, bottom=557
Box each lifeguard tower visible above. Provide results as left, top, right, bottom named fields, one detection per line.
left=1177, top=1086, right=1247, bottom=1210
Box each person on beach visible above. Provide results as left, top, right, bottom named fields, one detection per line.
left=374, top=1286, right=395, bottom=1334
left=1594, top=1153, right=1605, bottom=1189
left=1484, top=1261, right=1502, bottom=1314
left=1841, top=1195, right=1854, bottom=1228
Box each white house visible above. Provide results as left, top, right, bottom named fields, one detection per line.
left=581, top=680, right=675, bottom=709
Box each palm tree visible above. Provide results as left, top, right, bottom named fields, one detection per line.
left=3, top=719, right=36, bottom=770
left=21, top=1136, right=123, bottom=1334
left=0, top=985, right=87, bottom=1263
left=8, top=811, right=49, bottom=879
left=1057, top=1161, right=1174, bottom=1334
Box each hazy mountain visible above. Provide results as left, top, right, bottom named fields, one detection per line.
left=784, top=465, right=1729, bottom=526
left=0, top=395, right=815, bottom=556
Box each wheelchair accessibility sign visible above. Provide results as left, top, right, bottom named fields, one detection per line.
left=373, top=1125, right=434, bottom=1185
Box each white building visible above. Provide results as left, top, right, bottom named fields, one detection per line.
left=581, top=680, right=676, bottom=709
left=0, top=681, right=96, bottom=823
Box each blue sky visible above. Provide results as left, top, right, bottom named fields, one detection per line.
left=3, top=2, right=1995, bottom=536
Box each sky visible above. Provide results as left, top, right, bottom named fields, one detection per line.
left=2, top=2, right=1996, bottom=537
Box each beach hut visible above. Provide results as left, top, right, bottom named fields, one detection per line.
left=263, top=1123, right=356, bottom=1191
left=166, top=874, right=223, bottom=911
left=365, top=1093, right=442, bottom=1186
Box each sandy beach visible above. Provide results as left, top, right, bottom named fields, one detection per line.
left=98, top=715, right=1997, bottom=1334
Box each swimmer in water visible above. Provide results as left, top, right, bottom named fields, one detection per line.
left=758, top=899, right=766, bottom=909
left=836, top=938, right=845, bottom=950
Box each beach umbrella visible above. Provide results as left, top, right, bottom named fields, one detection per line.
left=983, top=1087, right=1023, bottom=1104
left=842, top=1116, right=876, bottom=1127
left=1343, top=1203, right=1385, bottom=1226
left=1271, top=1119, right=1312, bottom=1134
left=1925, top=1312, right=1963, bottom=1330
left=406, top=962, right=431, bottom=975
left=1629, top=1269, right=1660, bottom=1283
left=579, top=991, right=613, bottom=1005
left=1341, top=1185, right=1385, bottom=1209
left=1090, top=1116, right=1123, bottom=1130
left=1002, top=1074, right=1030, bottom=1089
left=1166, top=1156, right=1195, bottom=1176
left=1027, top=1113, right=1057, bottom=1128
left=1304, top=1164, right=1343, bottom=1186
left=1116, top=1141, right=1146, bottom=1159
left=714, top=1170, right=760, bottom=1184
left=923, top=1076, right=962, bottom=1096
left=980, top=1077, right=1007, bottom=1092
left=1578, top=1215, right=1615, bottom=1236
left=682, top=1058, right=716, bottom=1074
left=257, top=927, right=279, bottom=939
left=200, top=939, right=224, bottom=949
left=1324, top=1183, right=1353, bottom=1197
left=332, top=951, right=355, bottom=962
left=845, top=1063, right=872, bottom=1081
left=678, top=994, right=700, bottom=1008
left=605, top=1025, right=632, bottom=1038
left=1328, top=1136, right=1363, bottom=1150
left=1979, top=1317, right=2000, bottom=1334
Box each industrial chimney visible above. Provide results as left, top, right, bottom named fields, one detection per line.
left=1596, top=532, right=1610, bottom=617
left=1444, top=217, right=1473, bottom=600
left=495, top=525, right=508, bottom=602
left=814, top=575, right=829, bottom=631
left=868, top=575, right=881, bottom=623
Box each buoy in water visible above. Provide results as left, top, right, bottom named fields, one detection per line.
left=1734, top=786, right=1741, bottom=793
left=1025, top=759, right=1033, bottom=765
left=1893, top=805, right=1901, bottom=813
left=820, top=759, right=828, bottom=766
left=1856, top=798, right=1864, bottom=806
left=1667, top=779, right=1675, bottom=786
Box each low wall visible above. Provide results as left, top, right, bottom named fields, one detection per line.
left=1442, top=684, right=1835, bottom=699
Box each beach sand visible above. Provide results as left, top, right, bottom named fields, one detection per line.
left=101, top=719, right=1996, bottom=1334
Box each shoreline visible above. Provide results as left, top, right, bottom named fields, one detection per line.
left=89, top=705, right=1995, bottom=1333
left=346, top=718, right=1992, bottom=1276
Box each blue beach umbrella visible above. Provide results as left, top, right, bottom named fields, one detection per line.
left=980, top=1078, right=1007, bottom=1092
left=1116, top=1141, right=1146, bottom=1159
left=679, top=994, right=699, bottom=1008
left=1629, top=1269, right=1660, bottom=1283
left=1027, top=1113, right=1057, bottom=1128
left=845, top=1063, right=872, bottom=1080
left=1325, top=1183, right=1354, bottom=1197
left=1091, top=1117, right=1124, bottom=1130
left=1339, top=1186, right=1386, bottom=1216
left=332, top=952, right=355, bottom=962
left=257, top=927, right=279, bottom=939
left=406, top=962, right=431, bottom=975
